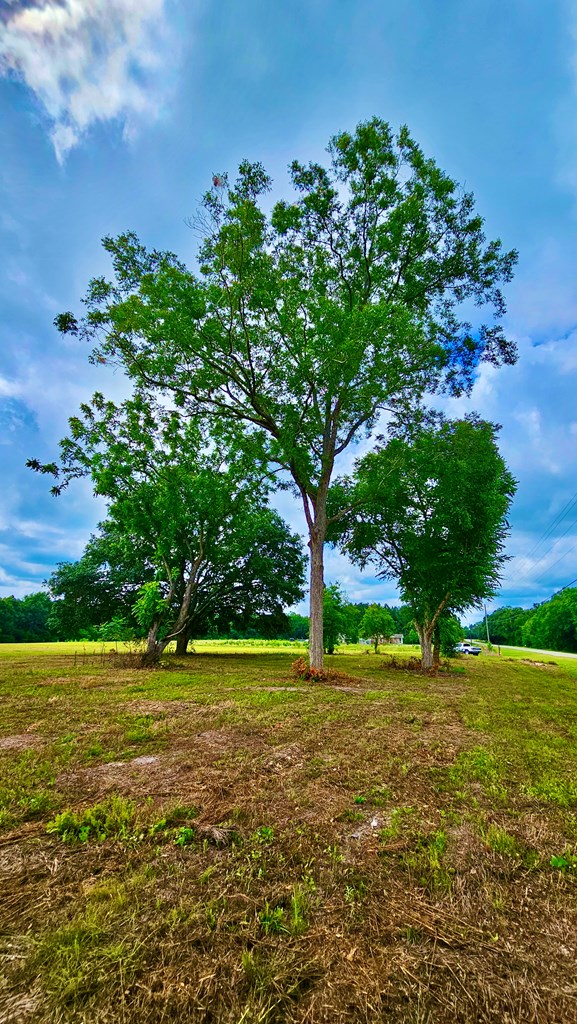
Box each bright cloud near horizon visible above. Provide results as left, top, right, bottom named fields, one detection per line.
left=0, top=0, right=171, bottom=161
left=1, top=0, right=577, bottom=619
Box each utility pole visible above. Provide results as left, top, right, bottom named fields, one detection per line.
left=484, top=603, right=491, bottom=645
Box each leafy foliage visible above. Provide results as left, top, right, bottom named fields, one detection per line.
left=0, top=592, right=53, bottom=643
left=359, top=604, right=396, bottom=652
left=468, top=590, right=577, bottom=653
left=33, top=393, right=306, bottom=662
left=49, top=118, right=517, bottom=666
left=329, top=416, right=516, bottom=669
left=322, top=584, right=347, bottom=655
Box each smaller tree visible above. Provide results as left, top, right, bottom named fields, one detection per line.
left=359, top=604, right=395, bottom=653
left=31, top=393, right=305, bottom=664
left=434, top=613, right=465, bottom=665
left=329, top=416, right=515, bottom=671
left=323, top=585, right=346, bottom=655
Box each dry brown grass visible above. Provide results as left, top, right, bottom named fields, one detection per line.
left=0, top=645, right=576, bottom=1022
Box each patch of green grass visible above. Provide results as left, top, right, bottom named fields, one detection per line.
left=259, top=901, right=289, bottom=935
left=481, top=823, right=540, bottom=867
left=400, top=829, right=453, bottom=892
left=33, top=868, right=152, bottom=1011
left=0, top=748, right=67, bottom=829
left=46, top=795, right=137, bottom=843
left=447, top=747, right=508, bottom=801
left=379, top=805, right=416, bottom=844
left=524, top=776, right=577, bottom=807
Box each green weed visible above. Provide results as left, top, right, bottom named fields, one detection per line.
left=174, top=826, right=197, bottom=847
left=259, top=902, right=289, bottom=935
left=550, top=851, right=577, bottom=871
left=46, top=795, right=136, bottom=843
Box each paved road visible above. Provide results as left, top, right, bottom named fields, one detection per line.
left=496, top=645, right=577, bottom=660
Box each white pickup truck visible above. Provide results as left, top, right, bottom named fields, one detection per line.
left=455, top=641, right=482, bottom=655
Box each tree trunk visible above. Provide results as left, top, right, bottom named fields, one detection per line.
left=373, top=638, right=378, bottom=654
left=149, top=549, right=203, bottom=665
left=175, top=631, right=189, bottom=655
left=432, top=625, right=441, bottom=672
left=140, top=619, right=168, bottom=667
left=417, top=625, right=434, bottom=673
left=308, top=516, right=327, bottom=671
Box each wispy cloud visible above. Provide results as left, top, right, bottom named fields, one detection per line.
left=0, top=0, right=173, bottom=161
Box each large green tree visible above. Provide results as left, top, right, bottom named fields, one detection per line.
left=32, top=394, right=305, bottom=663
left=329, top=417, right=516, bottom=671
left=53, top=119, right=517, bottom=668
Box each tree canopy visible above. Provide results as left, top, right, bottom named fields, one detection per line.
left=31, top=392, right=305, bottom=663
left=52, top=118, right=517, bottom=667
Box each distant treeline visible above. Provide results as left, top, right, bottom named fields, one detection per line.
left=9, top=585, right=577, bottom=653
left=468, top=588, right=577, bottom=653
left=0, top=588, right=420, bottom=645
left=0, top=593, right=54, bottom=643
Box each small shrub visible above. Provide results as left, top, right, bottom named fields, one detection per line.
left=291, top=657, right=363, bottom=686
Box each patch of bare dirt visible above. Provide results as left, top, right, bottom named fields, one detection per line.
left=195, top=728, right=245, bottom=748
left=261, top=743, right=305, bottom=773
left=0, top=735, right=43, bottom=751
left=55, top=729, right=268, bottom=803
left=127, top=699, right=197, bottom=716
left=520, top=659, right=558, bottom=668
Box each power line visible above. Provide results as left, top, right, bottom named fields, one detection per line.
left=558, top=576, right=577, bottom=593
left=504, top=497, right=577, bottom=586
left=534, top=539, right=577, bottom=583
left=520, top=489, right=577, bottom=561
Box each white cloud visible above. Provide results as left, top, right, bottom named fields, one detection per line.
left=0, top=564, right=49, bottom=599
left=0, top=373, right=22, bottom=398
left=0, top=0, right=173, bottom=161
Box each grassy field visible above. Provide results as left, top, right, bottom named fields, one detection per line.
left=1, top=642, right=576, bottom=1023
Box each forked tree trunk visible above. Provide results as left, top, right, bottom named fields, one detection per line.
left=416, top=596, right=451, bottom=674
left=139, top=549, right=203, bottom=668
left=140, top=619, right=169, bottom=667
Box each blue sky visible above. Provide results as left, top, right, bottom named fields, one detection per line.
left=1, top=0, right=577, bottom=616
